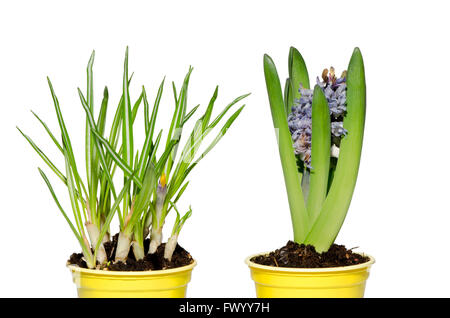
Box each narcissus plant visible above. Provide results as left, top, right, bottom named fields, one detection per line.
left=18, top=48, right=248, bottom=269
left=264, top=47, right=366, bottom=252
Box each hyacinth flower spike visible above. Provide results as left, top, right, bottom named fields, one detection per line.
left=264, top=47, right=366, bottom=252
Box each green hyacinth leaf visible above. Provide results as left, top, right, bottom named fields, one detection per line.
left=307, top=85, right=331, bottom=224
left=305, top=47, right=366, bottom=252
left=264, top=53, right=309, bottom=242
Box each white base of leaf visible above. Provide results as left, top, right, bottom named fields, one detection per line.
left=115, top=231, right=131, bottom=262
left=86, top=223, right=107, bottom=264
left=143, top=214, right=152, bottom=239
left=81, top=235, right=96, bottom=268
left=143, top=227, right=150, bottom=240
left=149, top=228, right=162, bottom=254
left=164, top=234, right=179, bottom=261
left=82, top=255, right=96, bottom=269
left=102, top=232, right=110, bottom=244
left=132, top=241, right=145, bottom=261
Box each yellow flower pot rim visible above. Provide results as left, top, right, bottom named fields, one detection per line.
left=245, top=252, right=374, bottom=273
left=67, top=259, right=196, bottom=276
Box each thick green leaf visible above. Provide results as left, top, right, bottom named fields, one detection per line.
left=306, top=85, right=331, bottom=223
left=305, top=48, right=366, bottom=252
left=264, top=53, right=309, bottom=242
left=288, top=47, right=310, bottom=107
left=284, top=78, right=292, bottom=116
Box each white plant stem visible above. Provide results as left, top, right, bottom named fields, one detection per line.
left=148, top=185, right=166, bottom=254
left=102, top=232, right=110, bottom=244
left=143, top=213, right=152, bottom=239
left=85, top=222, right=107, bottom=264
left=100, top=222, right=110, bottom=243
left=115, top=231, right=132, bottom=262
left=81, top=255, right=96, bottom=269
left=149, top=226, right=163, bottom=254
left=132, top=240, right=145, bottom=261
left=99, top=215, right=111, bottom=243
left=164, top=233, right=179, bottom=261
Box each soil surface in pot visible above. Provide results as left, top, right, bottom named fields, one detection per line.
left=251, top=241, right=369, bottom=268
left=68, top=233, right=194, bottom=271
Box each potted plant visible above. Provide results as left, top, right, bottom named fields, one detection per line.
left=18, top=48, right=248, bottom=298
left=245, top=47, right=374, bottom=298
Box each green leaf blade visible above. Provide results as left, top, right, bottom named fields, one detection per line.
left=288, top=47, right=310, bottom=114
left=122, top=47, right=134, bottom=168
left=284, top=78, right=292, bottom=116
left=289, top=46, right=310, bottom=88
left=31, top=111, right=64, bottom=154
left=305, top=47, right=366, bottom=252
left=306, top=85, right=331, bottom=223
left=85, top=50, right=97, bottom=220
left=38, top=168, right=94, bottom=267
left=264, top=53, right=309, bottom=243
left=47, top=77, right=87, bottom=207
left=128, top=163, right=157, bottom=231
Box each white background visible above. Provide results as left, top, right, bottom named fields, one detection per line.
left=1, top=0, right=449, bottom=298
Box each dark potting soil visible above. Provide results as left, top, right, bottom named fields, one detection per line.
left=250, top=241, right=369, bottom=268
left=67, top=233, right=194, bottom=271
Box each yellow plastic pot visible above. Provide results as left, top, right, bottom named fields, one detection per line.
left=246, top=253, right=374, bottom=298
left=68, top=260, right=196, bottom=298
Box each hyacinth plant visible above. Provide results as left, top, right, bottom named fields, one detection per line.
left=18, top=48, right=248, bottom=269
left=264, top=47, right=366, bottom=253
